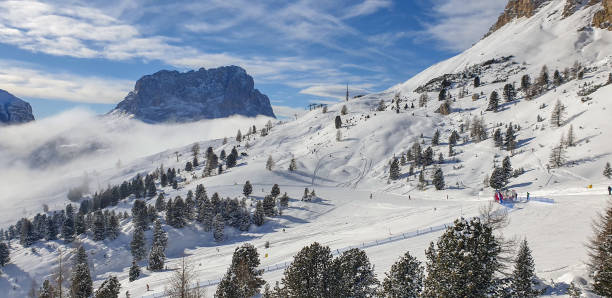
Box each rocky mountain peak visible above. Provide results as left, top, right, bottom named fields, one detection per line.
left=485, top=0, right=550, bottom=37
left=110, top=65, right=275, bottom=123
left=592, top=0, right=612, bottom=29
left=0, top=89, right=35, bottom=125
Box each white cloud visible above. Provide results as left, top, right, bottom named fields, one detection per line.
left=299, top=84, right=373, bottom=100
left=422, top=0, right=507, bottom=51
left=343, top=0, right=392, bottom=19
left=0, top=60, right=132, bottom=104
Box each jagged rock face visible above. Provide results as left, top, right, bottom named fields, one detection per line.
left=0, top=89, right=35, bottom=125
left=592, top=0, right=612, bottom=29
left=485, top=0, right=549, bottom=36
left=111, top=66, right=276, bottom=123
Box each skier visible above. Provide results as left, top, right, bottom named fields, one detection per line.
left=146, top=284, right=150, bottom=291
left=526, top=192, right=530, bottom=201
left=608, top=186, right=611, bottom=195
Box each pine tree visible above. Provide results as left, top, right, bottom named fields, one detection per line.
left=418, top=170, right=426, bottom=189
left=20, top=218, right=35, bottom=247
left=129, top=260, right=140, bottom=282
left=271, top=184, right=280, bottom=198
left=335, top=116, right=342, bottom=129
left=46, top=217, right=57, bottom=240
left=130, top=227, right=146, bottom=261
left=505, top=125, right=517, bottom=152
left=93, top=211, right=106, bottom=241
left=503, top=83, right=516, bottom=102
left=502, top=156, right=513, bottom=181
left=106, top=215, right=120, bottom=240
left=553, top=69, right=563, bottom=86
left=432, top=130, right=440, bottom=146
left=490, top=167, right=507, bottom=189
left=510, top=239, right=538, bottom=297
left=0, top=242, right=10, bottom=267
left=155, top=194, right=165, bottom=212
left=216, top=243, right=265, bottom=297
left=281, top=242, right=333, bottom=297
left=423, top=218, right=501, bottom=297
left=389, top=158, right=400, bottom=180
left=381, top=251, right=423, bottom=297
left=566, top=125, right=575, bottom=147
left=71, top=247, right=93, bottom=298
left=94, top=275, right=121, bottom=298
left=148, top=245, right=165, bottom=271
left=588, top=201, right=612, bottom=296
left=184, top=161, right=193, bottom=171
left=329, top=248, right=378, bottom=297
left=521, top=74, right=531, bottom=90
left=494, top=128, right=503, bottom=147
left=550, top=100, right=566, bottom=127
left=279, top=193, right=289, bottom=208
left=253, top=201, right=265, bottom=226
left=236, top=129, right=242, bottom=142
left=432, top=167, right=444, bottom=190
left=487, top=91, right=499, bottom=112
left=213, top=214, right=224, bottom=242
left=604, top=162, right=612, bottom=179
left=152, top=219, right=167, bottom=249
left=38, top=280, right=55, bottom=298
left=539, top=65, right=549, bottom=87
left=61, top=204, right=75, bottom=242
left=474, top=76, right=480, bottom=88
left=288, top=158, right=297, bottom=171
left=74, top=213, right=86, bottom=235
left=266, top=155, right=274, bottom=171
left=240, top=181, right=252, bottom=199
left=263, top=195, right=276, bottom=217
left=549, top=137, right=567, bottom=168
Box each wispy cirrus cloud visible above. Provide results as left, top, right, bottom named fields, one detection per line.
left=421, top=0, right=507, bottom=51
left=0, top=60, right=132, bottom=104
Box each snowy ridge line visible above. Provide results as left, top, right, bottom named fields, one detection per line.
left=142, top=204, right=518, bottom=297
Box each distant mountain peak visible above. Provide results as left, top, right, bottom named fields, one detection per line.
left=0, top=89, right=35, bottom=125
left=110, top=66, right=275, bottom=123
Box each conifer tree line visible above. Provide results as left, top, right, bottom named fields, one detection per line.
left=214, top=217, right=540, bottom=297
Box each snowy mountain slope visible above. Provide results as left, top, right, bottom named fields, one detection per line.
left=2, top=0, right=612, bottom=297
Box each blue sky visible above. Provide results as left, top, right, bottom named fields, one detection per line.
left=0, top=0, right=507, bottom=119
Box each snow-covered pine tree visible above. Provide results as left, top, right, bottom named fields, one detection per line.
left=604, top=162, right=612, bottom=179
left=588, top=201, right=612, bottom=296
left=432, top=167, right=445, bottom=190
left=474, top=76, right=480, bottom=88
left=521, top=74, right=531, bottom=90
left=212, top=214, right=225, bottom=242
left=0, top=242, right=10, bottom=267
left=38, top=280, right=54, bottom=298
left=71, top=246, right=93, bottom=298
left=510, top=239, right=539, bottom=297
left=487, top=91, right=500, bottom=112
left=155, top=194, right=165, bottom=212
left=550, top=100, right=566, bottom=127
left=423, top=218, right=501, bottom=297
left=418, top=170, right=426, bottom=190
left=503, top=83, right=516, bottom=102
left=148, top=245, right=165, bottom=271
left=341, top=105, right=348, bottom=115
left=216, top=243, right=265, bottom=297
left=279, top=193, right=289, bottom=208
left=184, top=161, right=193, bottom=171
left=61, top=204, right=75, bottom=242
left=152, top=219, right=167, bottom=249
left=46, top=217, right=58, bottom=240
left=236, top=129, right=242, bottom=142
left=93, top=211, right=106, bottom=241
left=20, top=218, right=35, bottom=247
left=106, top=214, right=119, bottom=240
left=271, top=184, right=280, bottom=198
left=266, top=155, right=274, bottom=171
left=490, top=167, right=507, bottom=189
left=432, top=130, right=440, bottom=146
left=94, top=275, right=121, bottom=298
left=553, top=69, right=563, bottom=86
left=130, top=227, right=146, bottom=261
left=549, top=137, right=567, bottom=168
left=381, top=251, right=423, bottom=297
left=539, top=65, right=549, bottom=87
left=288, top=158, right=297, bottom=171
left=281, top=242, right=333, bottom=297
left=263, top=195, right=276, bottom=217
left=502, top=156, right=513, bottom=181
left=335, top=116, right=342, bottom=129
left=494, top=128, right=503, bottom=148
left=129, top=260, right=140, bottom=282
left=389, top=158, right=400, bottom=180
left=253, top=201, right=265, bottom=226
left=505, top=125, right=517, bottom=153
left=438, top=153, right=444, bottom=164
left=329, top=248, right=378, bottom=297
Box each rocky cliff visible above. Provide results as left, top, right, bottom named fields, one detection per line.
left=110, top=66, right=275, bottom=123
left=0, top=89, right=35, bottom=125
left=592, top=0, right=612, bottom=29
left=485, top=0, right=549, bottom=37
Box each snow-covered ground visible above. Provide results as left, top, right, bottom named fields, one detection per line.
left=2, top=0, right=612, bottom=296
